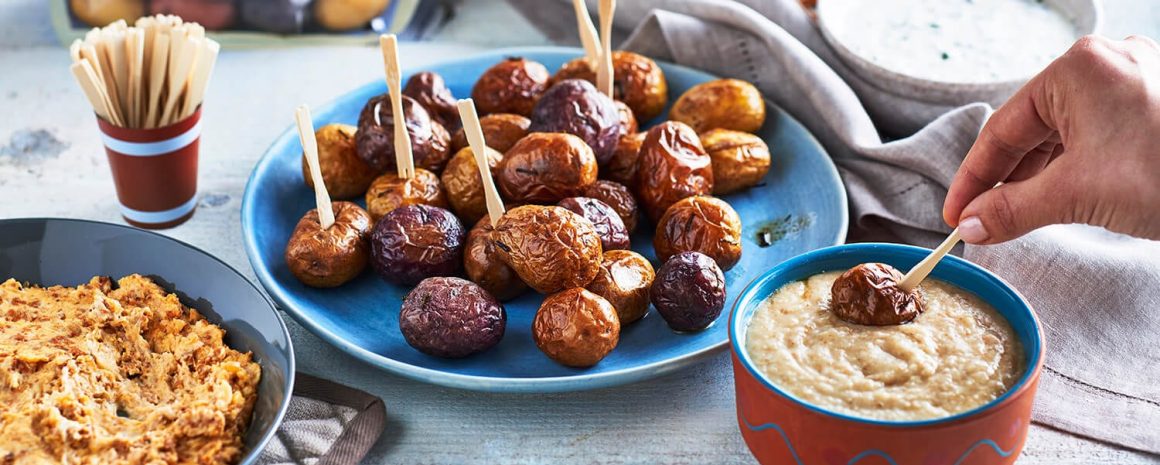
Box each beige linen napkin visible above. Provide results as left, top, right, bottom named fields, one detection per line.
left=258, top=373, right=386, bottom=465
left=511, top=0, right=1160, bottom=454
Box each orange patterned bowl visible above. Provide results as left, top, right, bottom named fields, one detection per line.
left=729, top=243, right=1044, bottom=465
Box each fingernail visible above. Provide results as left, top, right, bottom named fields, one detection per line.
left=958, top=216, right=990, bottom=243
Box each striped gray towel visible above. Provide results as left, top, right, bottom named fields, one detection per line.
left=259, top=373, right=386, bottom=465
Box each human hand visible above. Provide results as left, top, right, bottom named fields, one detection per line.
left=943, top=35, right=1160, bottom=244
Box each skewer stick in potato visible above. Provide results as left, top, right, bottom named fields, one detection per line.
left=295, top=105, right=336, bottom=230
left=456, top=99, right=506, bottom=227
left=571, top=0, right=601, bottom=66
left=380, top=34, right=415, bottom=179
left=596, top=0, right=617, bottom=98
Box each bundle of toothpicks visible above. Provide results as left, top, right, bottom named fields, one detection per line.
left=69, top=15, right=220, bottom=129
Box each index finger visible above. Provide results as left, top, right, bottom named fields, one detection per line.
left=943, top=72, right=1057, bottom=226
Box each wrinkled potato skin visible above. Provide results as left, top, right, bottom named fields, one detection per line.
left=491, top=205, right=603, bottom=294
left=285, top=202, right=371, bottom=288
left=701, top=129, right=772, bottom=195
left=532, top=288, right=620, bottom=367
left=403, top=71, right=460, bottom=130
left=582, top=180, right=640, bottom=234
left=529, top=79, right=620, bottom=165
left=634, top=121, right=715, bottom=222
left=464, top=218, right=528, bottom=301
left=471, top=57, right=550, bottom=116
left=441, top=147, right=504, bottom=226
left=651, top=251, right=726, bottom=332
left=654, top=196, right=743, bottom=271
left=356, top=94, right=444, bottom=173
left=369, top=205, right=465, bottom=286
left=557, top=197, right=630, bottom=251
left=450, top=113, right=530, bottom=154
left=302, top=124, right=376, bottom=199
left=399, top=277, right=506, bottom=358
left=424, top=121, right=454, bottom=173
left=497, top=133, right=598, bottom=205
left=602, top=132, right=645, bottom=189
left=586, top=250, right=655, bottom=324
left=552, top=51, right=669, bottom=122
left=365, top=168, right=449, bottom=222
left=670, top=79, right=766, bottom=133
left=614, top=100, right=638, bottom=137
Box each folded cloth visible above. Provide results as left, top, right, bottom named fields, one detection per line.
left=258, top=373, right=386, bottom=465
left=509, top=0, right=1160, bottom=454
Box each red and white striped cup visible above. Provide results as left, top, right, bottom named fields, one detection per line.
left=96, top=109, right=200, bottom=229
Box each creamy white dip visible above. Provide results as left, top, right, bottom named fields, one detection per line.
left=824, top=0, right=1082, bottom=83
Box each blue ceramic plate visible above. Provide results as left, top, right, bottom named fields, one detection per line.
left=0, top=218, right=294, bottom=465
left=241, top=47, right=847, bottom=392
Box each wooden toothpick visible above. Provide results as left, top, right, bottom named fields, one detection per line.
left=295, top=105, right=336, bottom=230
left=596, top=0, right=617, bottom=98
left=571, top=0, right=600, bottom=66
left=380, top=34, right=414, bottom=179
left=456, top=99, right=506, bottom=227
left=898, top=228, right=961, bottom=292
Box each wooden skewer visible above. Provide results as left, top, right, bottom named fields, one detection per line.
left=571, top=0, right=600, bottom=66
left=70, top=62, right=111, bottom=121
left=456, top=99, right=506, bottom=227
left=898, top=227, right=961, bottom=292
left=106, top=29, right=131, bottom=125
left=296, top=105, right=336, bottom=230
left=181, top=39, right=219, bottom=120
left=380, top=34, right=415, bottom=179
left=126, top=28, right=144, bottom=128
left=596, top=0, right=617, bottom=98
left=145, top=33, right=170, bottom=128
left=160, top=36, right=198, bottom=127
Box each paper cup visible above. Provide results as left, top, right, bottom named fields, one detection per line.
left=97, top=109, right=201, bottom=229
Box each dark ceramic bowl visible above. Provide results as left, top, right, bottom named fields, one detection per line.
left=0, top=218, right=294, bottom=465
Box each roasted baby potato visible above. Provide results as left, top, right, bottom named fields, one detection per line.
left=533, top=288, right=620, bottom=367
left=581, top=180, right=640, bottom=234
left=497, top=132, right=598, bottom=205
left=441, top=146, right=503, bottom=226
left=491, top=205, right=603, bottom=294
left=285, top=201, right=371, bottom=288
left=364, top=169, right=448, bottom=222
left=369, top=205, right=465, bottom=286
left=314, top=0, right=388, bottom=31
left=471, top=57, right=550, bottom=116
left=701, top=129, right=771, bottom=195
left=602, top=131, right=645, bottom=189
left=464, top=217, right=528, bottom=302
left=614, top=100, right=638, bottom=137
left=586, top=250, right=655, bottom=324
left=404, top=71, right=460, bottom=130
left=450, top=113, right=530, bottom=154
left=356, top=93, right=449, bottom=173
left=558, top=197, right=630, bottom=251
left=400, top=277, right=506, bottom=358
left=653, top=196, right=742, bottom=271
left=552, top=51, right=669, bottom=122
left=301, top=123, right=377, bottom=199
left=634, top=121, right=714, bottom=222
left=651, top=251, right=726, bottom=332
left=529, top=79, right=620, bottom=165
left=669, top=79, right=766, bottom=133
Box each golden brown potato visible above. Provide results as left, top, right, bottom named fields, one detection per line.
left=701, top=129, right=772, bottom=195
left=614, top=100, right=638, bottom=137
left=365, top=168, right=449, bottom=222
left=634, top=121, right=714, bottom=222
left=586, top=250, right=655, bottom=324
left=314, top=0, right=388, bottom=31
left=471, top=57, right=550, bottom=116
left=491, top=205, right=603, bottom=294
left=71, top=0, right=144, bottom=27
left=464, top=217, right=528, bottom=301
left=533, top=288, right=620, bottom=367
left=497, top=132, right=598, bottom=205
left=450, top=113, right=530, bottom=154
left=582, top=180, right=640, bottom=233
left=302, top=124, right=376, bottom=199
left=669, top=79, right=766, bottom=133
left=285, top=201, right=371, bottom=288
left=423, top=120, right=454, bottom=173
left=552, top=51, right=669, bottom=122
left=602, top=131, right=645, bottom=189
left=441, top=146, right=503, bottom=226
left=653, top=196, right=742, bottom=271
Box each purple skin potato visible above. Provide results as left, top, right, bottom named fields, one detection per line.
left=400, top=277, right=506, bottom=358
left=529, top=79, right=621, bottom=165
left=370, top=205, right=466, bottom=286
left=404, top=71, right=460, bottom=131
left=356, top=93, right=438, bottom=173
left=557, top=197, right=630, bottom=251
left=650, top=251, right=726, bottom=332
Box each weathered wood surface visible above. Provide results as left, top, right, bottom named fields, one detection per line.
left=1, top=1, right=1158, bottom=463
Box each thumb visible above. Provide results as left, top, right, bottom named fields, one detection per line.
left=956, top=174, right=1071, bottom=244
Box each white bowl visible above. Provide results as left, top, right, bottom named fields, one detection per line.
left=816, top=0, right=1101, bottom=110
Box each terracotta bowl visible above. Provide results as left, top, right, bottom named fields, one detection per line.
left=729, top=243, right=1044, bottom=465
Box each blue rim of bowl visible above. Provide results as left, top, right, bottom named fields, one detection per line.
left=728, top=242, right=1044, bottom=427
left=240, top=46, right=849, bottom=392
left=0, top=217, right=297, bottom=462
